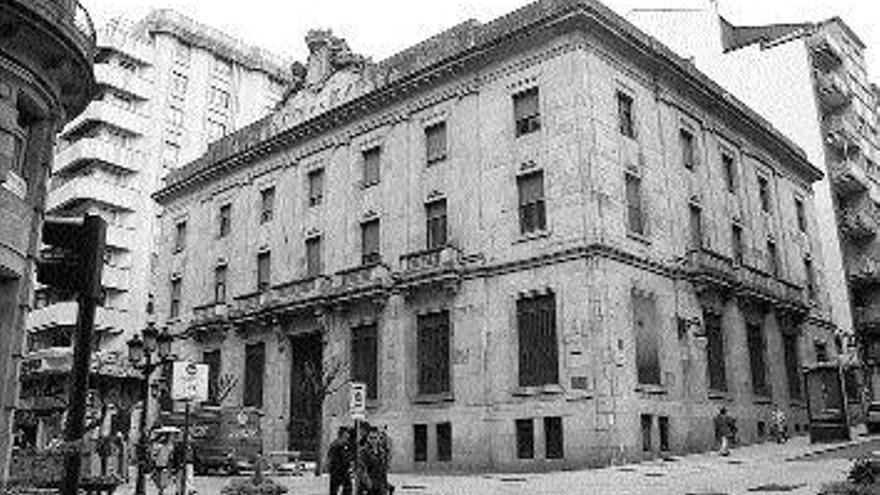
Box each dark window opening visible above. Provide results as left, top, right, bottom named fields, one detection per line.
left=203, top=349, right=221, bottom=404
left=363, top=146, right=381, bottom=187
left=515, top=419, right=534, bottom=459
left=170, top=279, right=181, bottom=318
left=704, top=310, right=727, bottom=392
left=617, top=91, right=635, bottom=138
left=517, top=171, right=546, bottom=234
left=308, top=169, right=324, bottom=206
left=544, top=417, right=564, bottom=459
left=747, top=322, right=769, bottom=397
left=174, top=221, right=186, bottom=252
left=414, top=424, right=428, bottom=462
left=722, top=153, right=737, bottom=193
left=243, top=342, right=265, bottom=408
left=306, top=237, right=322, bottom=277
left=767, top=240, right=779, bottom=277
left=214, top=265, right=227, bottom=304
left=513, top=87, right=541, bottom=137
left=517, top=293, right=558, bottom=387
left=689, top=204, right=702, bottom=252
left=260, top=187, right=275, bottom=223
left=361, top=219, right=380, bottom=265
left=417, top=311, right=451, bottom=396
left=426, top=200, right=448, bottom=249
left=425, top=121, right=447, bottom=164
left=351, top=323, right=378, bottom=400
left=633, top=290, right=661, bottom=385
left=626, top=173, right=645, bottom=235
left=219, top=204, right=231, bottom=237
left=680, top=129, right=696, bottom=169
left=757, top=421, right=766, bottom=439
left=783, top=333, right=802, bottom=400
left=641, top=414, right=653, bottom=452
left=804, top=257, right=816, bottom=299
left=659, top=416, right=670, bottom=452
left=257, top=251, right=271, bottom=292
left=758, top=176, right=772, bottom=213
left=795, top=198, right=807, bottom=232
left=437, top=422, right=452, bottom=462
left=732, top=224, right=744, bottom=265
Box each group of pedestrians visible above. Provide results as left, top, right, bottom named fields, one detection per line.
left=714, top=404, right=789, bottom=457
left=328, top=423, right=394, bottom=495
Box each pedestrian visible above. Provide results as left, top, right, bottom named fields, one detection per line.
left=151, top=430, right=177, bottom=495
left=714, top=407, right=736, bottom=456
left=328, top=426, right=353, bottom=495
left=771, top=405, right=788, bottom=443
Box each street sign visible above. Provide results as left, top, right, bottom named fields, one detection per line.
left=171, top=361, right=209, bottom=402
left=350, top=382, right=366, bottom=420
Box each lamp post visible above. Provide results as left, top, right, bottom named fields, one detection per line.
left=127, top=323, right=173, bottom=495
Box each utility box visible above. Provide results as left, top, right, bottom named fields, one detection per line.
left=804, top=363, right=851, bottom=443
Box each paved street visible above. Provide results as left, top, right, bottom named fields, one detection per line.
left=114, top=435, right=871, bottom=495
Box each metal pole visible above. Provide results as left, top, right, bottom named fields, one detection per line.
left=180, top=400, right=191, bottom=495
left=134, top=355, right=152, bottom=495
left=61, top=216, right=105, bottom=495
left=352, top=419, right=360, bottom=495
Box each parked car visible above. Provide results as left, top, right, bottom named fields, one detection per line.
left=866, top=402, right=880, bottom=434
left=159, top=406, right=262, bottom=475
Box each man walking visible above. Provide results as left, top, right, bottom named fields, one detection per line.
left=328, top=426, right=353, bottom=495
left=714, top=407, right=736, bottom=456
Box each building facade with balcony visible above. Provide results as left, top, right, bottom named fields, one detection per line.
left=154, top=0, right=837, bottom=471
left=629, top=3, right=880, bottom=411
left=0, top=0, right=96, bottom=483
left=18, top=10, right=291, bottom=449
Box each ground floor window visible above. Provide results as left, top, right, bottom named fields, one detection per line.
left=414, top=424, right=428, bottom=462
left=437, top=422, right=452, bottom=462
left=641, top=414, right=652, bottom=452
left=544, top=416, right=563, bottom=459
left=658, top=416, right=670, bottom=452
left=515, top=418, right=534, bottom=459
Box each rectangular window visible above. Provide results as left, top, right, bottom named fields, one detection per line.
left=256, top=251, right=271, bottom=292
left=413, top=424, right=428, bottom=462
left=689, top=204, right=702, bottom=251
left=767, top=240, right=779, bottom=277
left=513, top=87, right=541, bottom=137
left=680, top=128, right=696, bottom=169
left=632, top=290, right=661, bottom=385
left=417, top=311, right=451, bottom=396
left=795, top=198, right=807, bottom=232
left=517, top=171, right=547, bottom=234
left=626, top=173, right=645, bottom=235
left=171, top=72, right=188, bottom=98
left=174, top=221, right=186, bottom=252
left=704, top=310, right=726, bottom=391
left=732, top=224, right=744, bottom=265
left=207, top=119, right=227, bottom=142
left=815, top=341, right=829, bottom=362
left=804, top=257, right=816, bottom=299
left=425, top=121, right=447, bottom=164
left=758, top=175, right=772, bottom=213
left=162, top=141, right=180, bottom=168
left=167, top=106, right=184, bottom=128
left=170, top=279, right=182, bottom=318
left=783, top=333, right=802, bottom=400
left=641, top=414, right=653, bottom=452
left=209, top=86, right=231, bottom=109
left=306, top=237, right=322, bottom=277
left=307, top=168, right=324, bottom=206
left=214, top=57, right=233, bottom=78
left=203, top=349, right=221, bottom=404
left=218, top=204, right=231, bottom=238
left=747, top=322, right=769, bottom=397
left=722, top=152, right=737, bottom=193
left=426, top=200, right=448, bottom=249
left=243, top=342, right=265, bottom=408
left=361, top=219, right=380, bottom=265
left=362, top=146, right=381, bottom=187
left=517, top=293, right=558, bottom=387
left=436, top=422, right=452, bottom=462
left=544, top=417, right=564, bottom=460
left=174, top=42, right=191, bottom=65
left=351, top=323, right=378, bottom=400
left=659, top=416, right=670, bottom=452
left=260, top=187, right=275, bottom=224
left=515, top=419, right=534, bottom=459
left=214, top=265, right=227, bottom=304
left=617, top=91, right=635, bottom=138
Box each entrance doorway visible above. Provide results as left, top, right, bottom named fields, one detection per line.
left=288, top=333, right=323, bottom=458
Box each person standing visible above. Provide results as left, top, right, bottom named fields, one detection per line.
left=771, top=405, right=788, bottom=443
left=328, top=426, right=353, bottom=495
left=714, top=407, right=736, bottom=456
left=151, top=431, right=176, bottom=495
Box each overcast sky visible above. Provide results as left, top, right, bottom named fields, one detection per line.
left=80, top=0, right=879, bottom=84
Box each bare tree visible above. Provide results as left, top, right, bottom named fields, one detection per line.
left=302, top=333, right=348, bottom=475
left=214, top=373, right=238, bottom=405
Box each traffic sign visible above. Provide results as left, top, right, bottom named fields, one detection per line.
left=171, top=361, right=209, bottom=402
left=350, top=382, right=366, bottom=420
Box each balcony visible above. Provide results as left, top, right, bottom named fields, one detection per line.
left=95, top=64, right=151, bottom=100
left=101, top=264, right=130, bottom=291
left=824, top=113, right=862, bottom=155
left=229, top=276, right=332, bottom=323
left=189, top=303, right=231, bottom=338
left=55, top=138, right=144, bottom=175
left=855, top=306, right=880, bottom=332
left=327, top=263, right=393, bottom=305
left=815, top=71, right=851, bottom=111
left=105, top=224, right=134, bottom=251
left=808, top=31, right=843, bottom=71
left=47, top=175, right=139, bottom=212
left=397, top=246, right=463, bottom=294
left=828, top=156, right=870, bottom=196
left=733, top=265, right=808, bottom=311
left=27, top=302, right=128, bottom=333
left=840, top=197, right=879, bottom=241
left=848, top=256, right=880, bottom=287
left=97, top=25, right=153, bottom=64
left=684, top=248, right=735, bottom=290
left=62, top=101, right=147, bottom=138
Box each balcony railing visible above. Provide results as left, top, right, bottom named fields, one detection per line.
left=808, top=30, right=843, bottom=71
left=62, top=101, right=148, bottom=138
left=95, top=64, right=151, bottom=99
left=229, top=276, right=331, bottom=321
left=841, top=197, right=879, bottom=241
left=855, top=306, right=880, bottom=330
left=397, top=246, right=463, bottom=292
left=828, top=156, right=870, bottom=196
left=27, top=302, right=127, bottom=333
left=329, top=263, right=391, bottom=296
left=825, top=113, right=862, bottom=154
left=47, top=175, right=139, bottom=212
left=685, top=248, right=734, bottom=284
left=54, top=138, right=144, bottom=175
left=848, top=256, right=880, bottom=286
left=733, top=265, right=807, bottom=309
left=191, top=302, right=229, bottom=326
left=815, top=71, right=851, bottom=110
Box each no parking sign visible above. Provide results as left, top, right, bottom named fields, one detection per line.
left=350, top=382, right=366, bottom=420
left=171, top=361, right=209, bottom=402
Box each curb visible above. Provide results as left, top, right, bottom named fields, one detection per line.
left=788, top=434, right=876, bottom=461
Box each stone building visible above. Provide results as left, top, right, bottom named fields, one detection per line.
left=153, top=0, right=838, bottom=471
left=0, top=0, right=96, bottom=482
left=17, top=10, right=291, bottom=449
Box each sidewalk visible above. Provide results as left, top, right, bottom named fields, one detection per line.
left=115, top=435, right=868, bottom=495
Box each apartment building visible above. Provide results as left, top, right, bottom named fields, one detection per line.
left=0, top=0, right=96, bottom=482
left=16, top=10, right=290, bottom=449
left=154, top=0, right=838, bottom=471
left=629, top=5, right=878, bottom=401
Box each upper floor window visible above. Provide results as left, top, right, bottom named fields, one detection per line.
left=362, top=147, right=381, bottom=187
left=218, top=204, right=231, bottom=238
left=256, top=251, right=271, bottom=292
left=689, top=204, right=702, bottom=251
left=207, top=120, right=227, bottom=142
left=795, top=197, right=807, bottom=232
left=214, top=265, right=227, bottom=304
left=170, top=278, right=182, bottom=318
left=426, top=199, right=448, bottom=250
left=767, top=239, right=779, bottom=277
left=517, top=292, right=558, bottom=387
left=174, top=42, right=191, bottom=66
left=162, top=141, right=180, bottom=168
left=306, top=236, right=322, bottom=277
left=307, top=168, right=324, bottom=206
left=722, top=152, right=737, bottom=193
left=517, top=171, right=546, bottom=234
left=513, top=87, right=540, bottom=137
left=170, top=72, right=188, bottom=99
left=351, top=323, right=378, bottom=400
left=167, top=106, right=184, bottom=128
left=174, top=221, right=186, bottom=252
left=680, top=128, right=696, bottom=169
left=632, top=290, right=661, bottom=385
left=259, top=187, right=275, bottom=224
left=625, top=173, right=645, bottom=236
left=758, top=175, right=772, bottom=212
left=804, top=256, right=816, bottom=299
left=361, top=219, right=380, bottom=265
left=731, top=224, right=744, bottom=265
left=209, top=86, right=231, bottom=110
left=425, top=121, right=447, bottom=165
left=617, top=91, right=635, bottom=138
left=214, top=57, right=233, bottom=79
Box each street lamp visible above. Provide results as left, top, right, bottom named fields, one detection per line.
left=127, top=323, right=173, bottom=495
